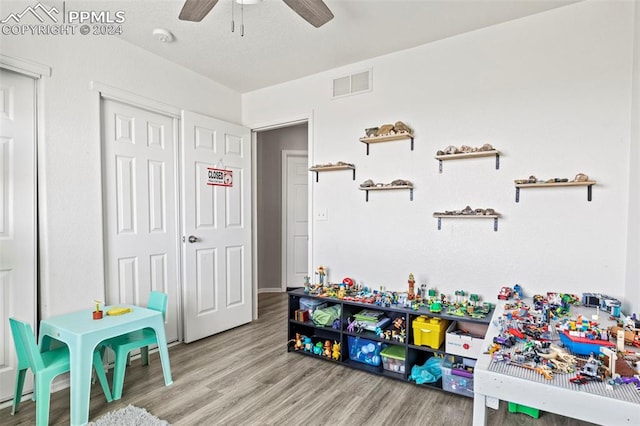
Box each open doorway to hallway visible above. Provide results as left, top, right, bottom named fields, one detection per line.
left=256, top=122, right=308, bottom=293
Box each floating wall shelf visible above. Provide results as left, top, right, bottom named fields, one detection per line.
left=309, top=165, right=356, bottom=182
left=359, top=185, right=414, bottom=202
left=434, top=150, right=500, bottom=173
left=433, top=214, right=501, bottom=232
left=514, top=181, right=596, bottom=202
left=359, top=133, right=414, bottom=155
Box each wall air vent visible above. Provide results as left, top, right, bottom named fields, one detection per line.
left=332, top=69, right=372, bottom=99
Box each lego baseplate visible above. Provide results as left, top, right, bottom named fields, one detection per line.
left=488, top=311, right=640, bottom=405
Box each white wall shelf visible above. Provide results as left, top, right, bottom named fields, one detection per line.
left=434, top=150, right=500, bottom=173
left=309, top=165, right=356, bottom=182
left=433, top=214, right=501, bottom=232
left=359, top=133, right=414, bottom=155
left=359, top=184, right=414, bottom=202
left=514, top=181, right=596, bottom=202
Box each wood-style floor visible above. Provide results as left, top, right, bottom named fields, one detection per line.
left=1, top=292, right=596, bottom=426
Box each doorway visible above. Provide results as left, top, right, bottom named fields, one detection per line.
left=256, top=123, right=308, bottom=292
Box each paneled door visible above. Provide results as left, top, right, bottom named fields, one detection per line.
left=283, top=152, right=308, bottom=289
left=181, top=111, right=252, bottom=343
left=0, top=69, right=37, bottom=401
left=102, top=99, right=180, bottom=343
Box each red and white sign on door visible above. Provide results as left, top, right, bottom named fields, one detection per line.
left=207, top=167, right=233, bottom=187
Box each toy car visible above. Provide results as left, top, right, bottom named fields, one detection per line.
left=498, top=286, right=513, bottom=300
left=493, top=335, right=516, bottom=348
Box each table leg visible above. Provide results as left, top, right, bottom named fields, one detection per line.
left=69, top=341, right=94, bottom=426
left=473, top=393, right=488, bottom=426
left=153, top=321, right=173, bottom=386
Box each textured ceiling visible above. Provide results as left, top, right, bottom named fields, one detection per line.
left=53, top=1, right=581, bottom=92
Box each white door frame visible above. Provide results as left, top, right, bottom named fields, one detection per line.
left=281, top=150, right=308, bottom=291
left=249, top=113, right=313, bottom=318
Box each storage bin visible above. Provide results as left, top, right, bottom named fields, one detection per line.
left=442, top=356, right=475, bottom=397
left=412, top=315, right=449, bottom=349
left=299, top=297, right=327, bottom=316
left=348, top=335, right=382, bottom=366
left=445, top=320, right=487, bottom=359
left=508, top=402, right=541, bottom=419
left=380, top=344, right=405, bottom=373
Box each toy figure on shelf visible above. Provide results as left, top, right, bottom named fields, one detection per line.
left=419, top=283, right=427, bottom=300
left=316, top=265, right=327, bottom=286
left=332, top=341, right=341, bottom=360
left=294, top=333, right=304, bottom=351
left=303, top=336, right=313, bottom=352
left=303, top=276, right=311, bottom=294
left=429, top=300, right=442, bottom=313
left=323, top=340, right=332, bottom=357
left=407, top=273, right=415, bottom=300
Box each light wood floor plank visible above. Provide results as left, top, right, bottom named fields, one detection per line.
left=0, top=292, right=597, bottom=425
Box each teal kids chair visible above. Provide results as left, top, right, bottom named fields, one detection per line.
left=9, top=318, right=112, bottom=425
left=103, top=291, right=168, bottom=400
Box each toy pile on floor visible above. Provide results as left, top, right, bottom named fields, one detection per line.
left=487, top=285, right=640, bottom=393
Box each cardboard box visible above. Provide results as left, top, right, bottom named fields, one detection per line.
left=445, top=321, right=488, bottom=359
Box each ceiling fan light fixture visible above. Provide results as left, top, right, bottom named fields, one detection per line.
left=152, top=28, right=174, bottom=43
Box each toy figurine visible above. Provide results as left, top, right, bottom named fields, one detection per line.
left=332, top=341, right=341, bottom=360
left=295, top=333, right=304, bottom=351
left=303, top=276, right=311, bottom=294
left=303, top=336, right=313, bottom=352
left=93, top=300, right=103, bottom=320
left=313, top=341, right=324, bottom=355
left=323, top=340, right=332, bottom=357
left=408, top=273, right=415, bottom=300
left=316, top=265, right=327, bottom=285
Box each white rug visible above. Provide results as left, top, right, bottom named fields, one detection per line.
left=88, top=405, right=170, bottom=426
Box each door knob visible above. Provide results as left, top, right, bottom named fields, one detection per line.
left=188, top=235, right=198, bottom=243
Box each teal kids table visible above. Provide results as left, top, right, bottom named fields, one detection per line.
left=39, top=305, right=173, bottom=425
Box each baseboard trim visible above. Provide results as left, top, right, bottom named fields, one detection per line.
left=258, top=287, right=284, bottom=294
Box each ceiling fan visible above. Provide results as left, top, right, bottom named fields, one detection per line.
left=179, top=0, right=334, bottom=28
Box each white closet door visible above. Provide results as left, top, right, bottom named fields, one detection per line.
left=102, top=99, right=180, bottom=343
left=0, top=69, right=36, bottom=401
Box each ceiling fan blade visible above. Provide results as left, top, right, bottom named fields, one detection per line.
left=179, top=0, right=219, bottom=22
left=283, top=0, right=334, bottom=28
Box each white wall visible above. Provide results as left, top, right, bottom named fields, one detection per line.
left=0, top=33, right=242, bottom=318
left=244, top=0, right=638, bottom=313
